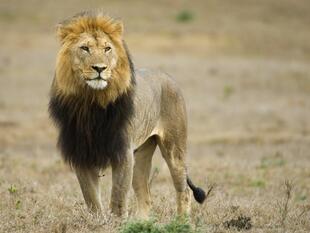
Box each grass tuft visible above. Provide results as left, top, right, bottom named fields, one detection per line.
left=222, top=85, right=234, bottom=100
left=278, top=180, right=293, bottom=228
left=249, top=179, right=266, bottom=188
left=176, top=10, right=194, bottom=23
left=120, top=219, right=160, bottom=233
left=8, top=185, right=17, bottom=194
left=223, top=215, right=252, bottom=231
left=260, top=151, right=286, bottom=169
left=120, top=217, right=200, bottom=233
left=15, top=200, right=22, bottom=210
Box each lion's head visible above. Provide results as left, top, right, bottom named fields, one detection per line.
left=54, top=11, right=133, bottom=106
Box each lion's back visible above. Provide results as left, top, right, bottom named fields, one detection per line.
left=135, top=68, right=183, bottom=99
left=134, top=68, right=187, bottom=134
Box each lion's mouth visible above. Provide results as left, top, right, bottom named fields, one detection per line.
left=85, top=77, right=108, bottom=90
left=85, top=76, right=106, bottom=81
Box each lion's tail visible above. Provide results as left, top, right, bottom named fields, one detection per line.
left=186, top=176, right=206, bottom=204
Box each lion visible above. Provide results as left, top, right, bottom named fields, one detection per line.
left=49, top=10, right=206, bottom=219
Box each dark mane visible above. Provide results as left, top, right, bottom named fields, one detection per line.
left=49, top=46, right=135, bottom=169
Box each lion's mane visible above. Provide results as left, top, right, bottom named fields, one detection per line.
left=49, top=11, right=136, bottom=169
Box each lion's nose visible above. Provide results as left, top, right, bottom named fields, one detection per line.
left=92, top=64, right=107, bottom=73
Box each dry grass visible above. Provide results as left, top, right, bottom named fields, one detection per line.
left=1, top=143, right=309, bottom=232
left=1, top=0, right=310, bottom=232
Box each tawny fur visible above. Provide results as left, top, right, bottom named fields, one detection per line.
left=49, top=10, right=205, bottom=219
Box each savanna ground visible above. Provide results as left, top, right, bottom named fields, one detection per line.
left=0, top=0, right=310, bottom=232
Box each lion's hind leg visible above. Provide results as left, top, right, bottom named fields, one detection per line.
left=132, top=137, right=157, bottom=219
left=157, top=137, right=191, bottom=216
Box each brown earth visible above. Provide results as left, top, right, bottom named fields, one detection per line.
left=0, top=0, right=310, bottom=232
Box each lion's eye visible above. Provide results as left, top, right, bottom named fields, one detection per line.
left=80, top=46, right=89, bottom=52
left=105, top=46, right=111, bottom=52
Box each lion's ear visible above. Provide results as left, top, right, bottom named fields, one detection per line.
left=111, top=20, right=124, bottom=39
left=56, top=24, right=70, bottom=42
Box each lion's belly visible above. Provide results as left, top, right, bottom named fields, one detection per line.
left=130, top=109, right=161, bottom=150
left=131, top=120, right=164, bottom=150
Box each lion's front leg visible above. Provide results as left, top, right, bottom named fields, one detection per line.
left=75, top=167, right=102, bottom=213
left=110, top=151, right=134, bottom=218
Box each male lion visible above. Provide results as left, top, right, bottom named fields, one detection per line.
left=49, top=11, right=205, bottom=219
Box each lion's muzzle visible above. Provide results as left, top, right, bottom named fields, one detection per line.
left=85, top=63, right=110, bottom=90
left=91, top=63, right=107, bottom=74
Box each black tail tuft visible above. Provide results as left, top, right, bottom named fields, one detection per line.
left=187, top=177, right=206, bottom=204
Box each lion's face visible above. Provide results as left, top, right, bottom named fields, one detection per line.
left=70, top=32, right=118, bottom=90
left=54, top=13, right=133, bottom=106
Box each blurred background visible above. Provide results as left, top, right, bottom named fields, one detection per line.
left=0, top=0, right=309, bottom=232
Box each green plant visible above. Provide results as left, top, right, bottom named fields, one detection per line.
left=8, top=185, right=17, bottom=194
left=163, top=217, right=193, bottom=233
left=176, top=10, right=194, bottom=23
left=222, top=85, right=234, bottom=100
left=296, top=193, right=307, bottom=201
left=16, top=200, right=22, bottom=210
left=120, top=219, right=161, bottom=233
left=249, top=179, right=266, bottom=188
left=120, top=217, right=200, bottom=233
left=260, top=152, right=286, bottom=169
